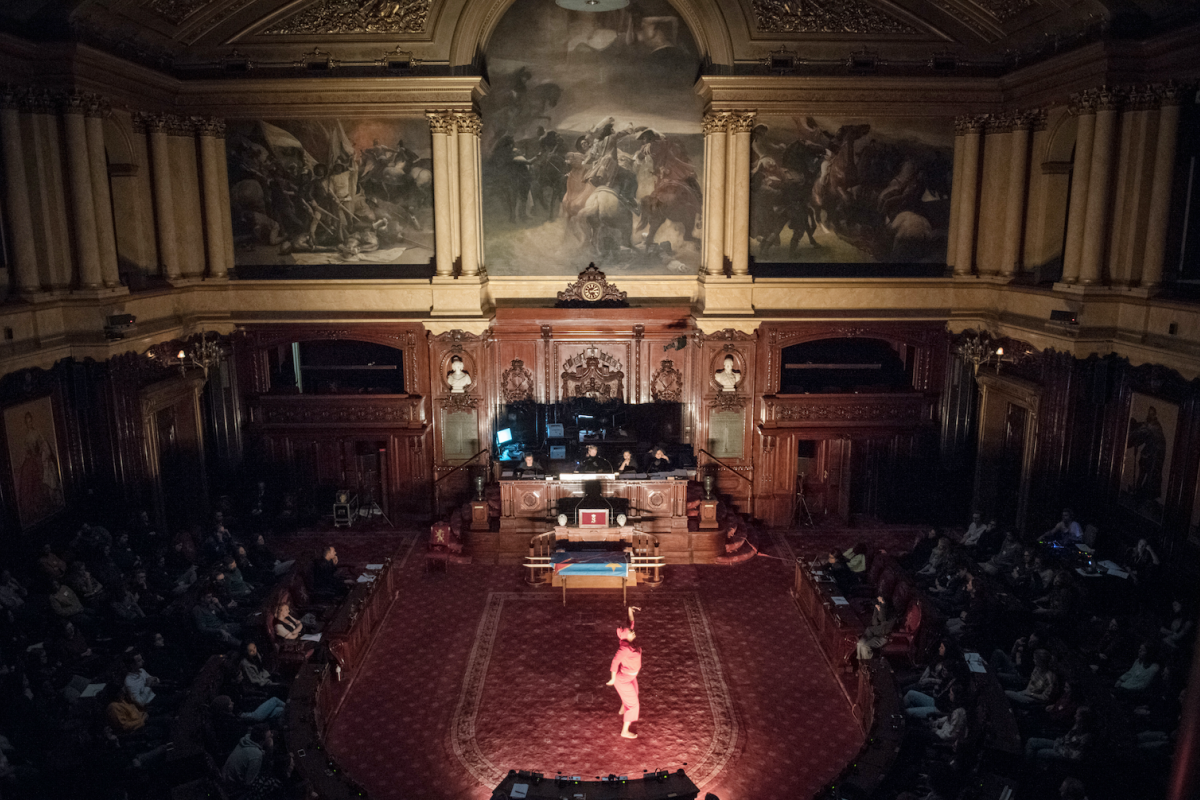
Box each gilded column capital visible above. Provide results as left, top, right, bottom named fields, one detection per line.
left=1068, top=89, right=1100, bottom=116
left=701, top=112, right=730, bottom=135
left=21, top=88, right=57, bottom=115
left=134, top=111, right=170, bottom=134
left=1009, top=109, right=1042, bottom=132
left=729, top=111, right=757, bottom=133
left=986, top=113, right=1014, bottom=134
left=1155, top=80, right=1187, bottom=108
left=166, top=114, right=195, bottom=137
left=426, top=110, right=457, bottom=134
left=0, top=85, right=20, bottom=111
left=60, top=89, right=92, bottom=115
left=84, top=95, right=111, bottom=119
left=193, top=116, right=227, bottom=138
left=1093, top=85, right=1124, bottom=112
left=954, top=114, right=988, bottom=135
left=453, top=112, right=482, bottom=136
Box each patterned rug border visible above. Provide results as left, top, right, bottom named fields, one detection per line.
left=448, top=591, right=738, bottom=789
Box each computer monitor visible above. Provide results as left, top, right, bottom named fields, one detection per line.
left=547, top=423, right=565, bottom=438
left=550, top=445, right=567, bottom=459
left=496, top=428, right=513, bottom=445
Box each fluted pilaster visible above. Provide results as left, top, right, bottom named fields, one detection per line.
left=196, top=116, right=229, bottom=280
left=953, top=115, right=986, bottom=276
left=455, top=112, right=483, bottom=277
left=427, top=111, right=456, bottom=277
left=137, top=112, right=181, bottom=281
left=0, top=87, right=41, bottom=294
left=1079, top=87, right=1123, bottom=285
left=83, top=96, right=120, bottom=288
left=701, top=112, right=729, bottom=276
left=729, top=112, right=755, bottom=276
left=1001, top=111, right=1037, bottom=277
left=1142, top=83, right=1184, bottom=291
left=61, top=91, right=103, bottom=289
left=1061, top=91, right=1098, bottom=284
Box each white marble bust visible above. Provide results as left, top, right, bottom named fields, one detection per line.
left=446, top=357, right=472, bottom=394
left=715, top=355, right=741, bottom=393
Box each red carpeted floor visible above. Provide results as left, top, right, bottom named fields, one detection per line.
left=300, top=526, right=886, bottom=800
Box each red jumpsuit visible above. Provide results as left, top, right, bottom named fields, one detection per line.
left=611, top=639, right=642, bottom=726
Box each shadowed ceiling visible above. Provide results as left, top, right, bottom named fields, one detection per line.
left=0, top=0, right=1195, bottom=72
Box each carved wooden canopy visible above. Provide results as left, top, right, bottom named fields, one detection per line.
left=561, top=354, right=625, bottom=401
left=556, top=265, right=628, bottom=308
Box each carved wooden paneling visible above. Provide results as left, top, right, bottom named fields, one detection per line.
left=762, top=393, right=933, bottom=430
left=251, top=395, right=426, bottom=428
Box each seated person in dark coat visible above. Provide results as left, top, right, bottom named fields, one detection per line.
left=615, top=449, right=639, bottom=474
left=312, top=545, right=349, bottom=600
left=514, top=453, right=544, bottom=478
left=647, top=447, right=672, bottom=473
left=577, top=444, right=609, bottom=473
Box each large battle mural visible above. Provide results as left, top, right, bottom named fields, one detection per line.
left=481, top=0, right=704, bottom=276
left=226, top=118, right=434, bottom=267
left=750, top=116, right=953, bottom=264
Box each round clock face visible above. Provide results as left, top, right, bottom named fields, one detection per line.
left=581, top=281, right=603, bottom=301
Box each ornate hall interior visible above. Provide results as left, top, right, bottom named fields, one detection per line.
left=0, top=0, right=1199, bottom=799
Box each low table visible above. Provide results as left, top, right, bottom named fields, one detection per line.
left=551, top=550, right=632, bottom=605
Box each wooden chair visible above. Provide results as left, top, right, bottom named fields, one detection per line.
left=882, top=599, right=923, bottom=666
left=426, top=521, right=462, bottom=573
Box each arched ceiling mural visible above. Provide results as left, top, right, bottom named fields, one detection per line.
left=2, top=0, right=1195, bottom=72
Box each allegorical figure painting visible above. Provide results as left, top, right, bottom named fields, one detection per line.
left=226, top=118, right=434, bottom=266
left=4, top=397, right=65, bottom=530
left=1120, top=392, right=1178, bottom=524
left=481, top=0, right=704, bottom=276
left=750, top=116, right=953, bottom=264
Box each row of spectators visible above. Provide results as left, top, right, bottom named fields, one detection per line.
left=0, top=490, right=350, bottom=800
left=834, top=507, right=1194, bottom=800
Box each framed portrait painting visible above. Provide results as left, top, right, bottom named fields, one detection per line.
left=1118, top=392, right=1178, bottom=525
left=4, top=396, right=66, bottom=529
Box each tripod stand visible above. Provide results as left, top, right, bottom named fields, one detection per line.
left=356, top=466, right=394, bottom=528
left=791, top=473, right=815, bottom=529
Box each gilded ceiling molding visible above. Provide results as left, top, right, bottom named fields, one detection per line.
left=970, top=0, right=1039, bottom=22
left=751, top=0, right=918, bottom=35
left=141, top=0, right=218, bottom=27
left=181, top=0, right=256, bottom=44
left=262, top=0, right=431, bottom=35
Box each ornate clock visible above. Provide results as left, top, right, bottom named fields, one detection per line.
left=556, top=264, right=628, bottom=307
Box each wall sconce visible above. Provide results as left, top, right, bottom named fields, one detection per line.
left=147, top=333, right=224, bottom=379
left=958, top=331, right=1021, bottom=375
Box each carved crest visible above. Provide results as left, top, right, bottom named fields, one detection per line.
left=556, top=264, right=628, bottom=307
left=651, top=360, right=683, bottom=403
left=713, top=391, right=746, bottom=411
left=500, top=359, right=534, bottom=404
left=561, top=348, right=625, bottom=401
left=440, top=393, right=479, bottom=412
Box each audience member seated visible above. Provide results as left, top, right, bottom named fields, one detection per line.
left=240, top=642, right=285, bottom=696
left=904, top=676, right=965, bottom=721
left=66, top=562, right=105, bottom=605
left=959, top=513, right=995, bottom=552
left=901, top=528, right=938, bottom=571
left=980, top=531, right=1023, bottom=576
left=206, top=695, right=248, bottom=759
left=124, top=652, right=174, bottom=709
left=1005, top=649, right=1059, bottom=707
left=1042, top=508, right=1083, bottom=546
left=1159, top=599, right=1193, bottom=652
left=646, top=447, right=672, bottom=473
left=192, top=591, right=242, bottom=647
left=0, top=571, right=27, bottom=612
left=1024, top=706, right=1094, bottom=766
left=916, top=537, right=953, bottom=581
left=250, top=534, right=294, bottom=578
left=855, top=595, right=897, bottom=665
left=312, top=545, right=350, bottom=602
left=1125, top=538, right=1160, bottom=588
left=221, top=723, right=281, bottom=796
left=1114, top=642, right=1160, bottom=698
left=37, top=544, right=67, bottom=581
left=273, top=601, right=313, bottom=641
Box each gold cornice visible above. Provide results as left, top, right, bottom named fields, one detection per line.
left=171, top=74, right=487, bottom=115
left=699, top=74, right=1002, bottom=115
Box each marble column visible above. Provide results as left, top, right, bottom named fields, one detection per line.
left=455, top=112, right=483, bottom=277
left=62, top=92, right=103, bottom=290
left=700, top=112, right=728, bottom=275
left=140, top=113, right=180, bottom=281
left=1061, top=90, right=1098, bottom=284
left=84, top=97, right=121, bottom=288
left=1141, top=83, right=1184, bottom=291
left=196, top=117, right=229, bottom=279
left=953, top=115, right=985, bottom=276
left=0, top=88, right=41, bottom=295
left=947, top=125, right=966, bottom=271
left=427, top=111, right=456, bottom=277
left=1079, top=87, right=1122, bottom=285
left=26, top=90, right=71, bottom=292
left=1000, top=112, right=1033, bottom=278
left=729, top=112, right=755, bottom=276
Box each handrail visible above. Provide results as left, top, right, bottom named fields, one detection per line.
left=697, top=449, right=752, bottom=483
left=433, top=449, right=489, bottom=485
left=433, top=449, right=489, bottom=519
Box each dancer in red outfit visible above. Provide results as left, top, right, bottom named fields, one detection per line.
left=607, top=606, right=642, bottom=739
